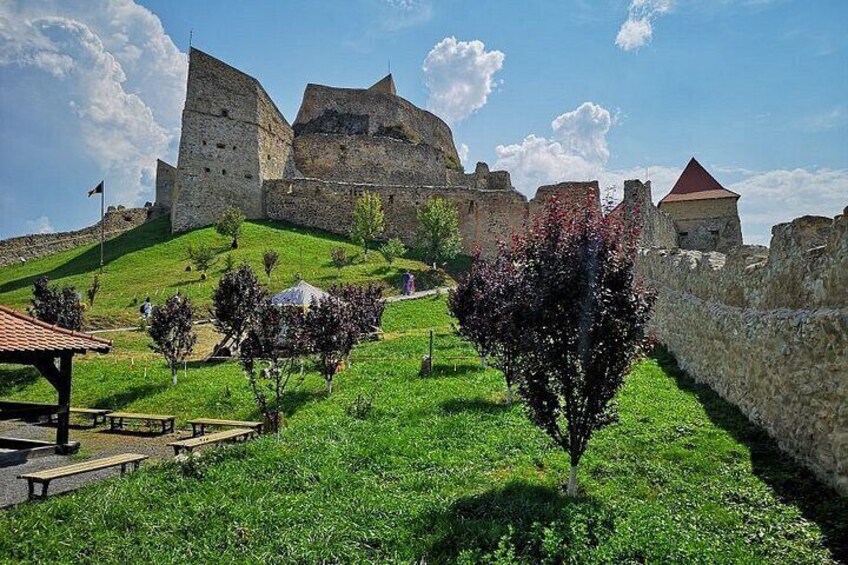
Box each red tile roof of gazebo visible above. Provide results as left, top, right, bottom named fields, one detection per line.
left=0, top=305, right=111, bottom=354
left=659, top=158, right=740, bottom=204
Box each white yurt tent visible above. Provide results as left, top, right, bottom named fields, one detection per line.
left=271, top=280, right=329, bottom=309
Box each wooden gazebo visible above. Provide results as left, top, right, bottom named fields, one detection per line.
left=0, top=305, right=111, bottom=454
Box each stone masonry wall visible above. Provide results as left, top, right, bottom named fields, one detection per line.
left=0, top=208, right=150, bottom=267
left=621, top=180, right=679, bottom=248
left=639, top=208, right=848, bottom=494
left=171, top=49, right=293, bottom=232
left=659, top=197, right=743, bottom=253
left=293, top=134, right=447, bottom=186
left=293, top=83, right=459, bottom=165
left=155, top=159, right=176, bottom=210
left=265, top=178, right=531, bottom=256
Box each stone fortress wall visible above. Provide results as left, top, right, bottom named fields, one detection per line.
left=636, top=207, right=848, bottom=495
left=0, top=207, right=151, bottom=267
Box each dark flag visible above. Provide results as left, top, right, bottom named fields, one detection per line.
left=88, top=181, right=104, bottom=198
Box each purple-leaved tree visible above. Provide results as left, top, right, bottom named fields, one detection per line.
left=513, top=194, right=653, bottom=495
left=148, top=293, right=197, bottom=385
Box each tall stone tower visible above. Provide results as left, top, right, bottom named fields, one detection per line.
left=658, top=157, right=743, bottom=252
left=170, top=49, right=294, bottom=232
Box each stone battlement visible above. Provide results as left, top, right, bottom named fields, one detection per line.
left=639, top=207, right=848, bottom=494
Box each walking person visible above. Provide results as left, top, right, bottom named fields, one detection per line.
left=140, top=296, right=152, bottom=320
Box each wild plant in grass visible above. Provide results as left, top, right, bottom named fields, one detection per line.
left=148, top=293, right=197, bottom=386
left=262, top=249, right=280, bottom=283
left=211, top=263, right=265, bottom=354
left=30, top=275, right=84, bottom=331
left=239, top=300, right=310, bottom=433
left=508, top=194, right=653, bottom=495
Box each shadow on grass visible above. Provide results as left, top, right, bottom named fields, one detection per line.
left=440, top=397, right=509, bottom=415
left=654, top=347, right=848, bottom=562
left=426, top=362, right=482, bottom=379
left=91, top=383, right=168, bottom=411
left=0, top=366, right=41, bottom=397
left=418, top=481, right=611, bottom=562
left=0, top=217, right=172, bottom=295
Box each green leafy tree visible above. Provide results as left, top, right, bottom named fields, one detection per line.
left=416, top=197, right=462, bottom=266
left=379, top=237, right=407, bottom=265
left=148, top=294, right=197, bottom=385
left=216, top=206, right=245, bottom=249
left=211, top=263, right=266, bottom=353
left=350, top=192, right=385, bottom=259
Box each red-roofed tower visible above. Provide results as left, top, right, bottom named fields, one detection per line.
left=658, top=158, right=743, bottom=252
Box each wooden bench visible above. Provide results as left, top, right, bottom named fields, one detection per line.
left=107, top=412, right=175, bottom=434
left=48, top=408, right=111, bottom=427
left=18, top=453, right=148, bottom=500
left=188, top=418, right=263, bottom=437
left=168, top=428, right=256, bottom=456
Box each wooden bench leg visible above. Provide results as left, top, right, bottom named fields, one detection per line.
left=191, top=423, right=198, bottom=437
left=30, top=480, right=50, bottom=500
left=27, top=479, right=34, bottom=501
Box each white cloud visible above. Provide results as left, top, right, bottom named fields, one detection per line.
left=730, top=168, right=848, bottom=245
left=379, top=0, right=432, bottom=31
left=25, top=216, right=54, bottom=234
left=423, top=37, right=505, bottom=124
left=0, top=0, right=186, bottom=206
left=493, top=101, right=847, bottom=245
left=615, top=0, right=672, bottom=51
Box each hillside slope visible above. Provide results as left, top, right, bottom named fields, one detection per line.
left=0, top=217, right=460, bottom=328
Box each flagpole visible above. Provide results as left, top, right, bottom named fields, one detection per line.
left=100, top=181, right=104, bottom=273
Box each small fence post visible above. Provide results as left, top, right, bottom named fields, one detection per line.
left=428, top=329, right=434, bottom=375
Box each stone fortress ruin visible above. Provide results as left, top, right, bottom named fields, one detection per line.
left=154, top=49, right=741, bottom=256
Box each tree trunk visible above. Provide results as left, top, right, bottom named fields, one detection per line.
left=504, top=384, right=512, bottom=404
left=171, top=365, right=178, bottom=386
left=567, top=464, right=578, bottom=496
left=326, top=376, right=333, bottom=394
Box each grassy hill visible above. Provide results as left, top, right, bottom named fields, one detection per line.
left=0, top=297, right=844, bottom=562
left=0, top=217, right=464, bottom=328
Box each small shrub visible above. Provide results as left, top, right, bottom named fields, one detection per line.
left=350, top=192, right=385, bottom=259
left=330, top=247, right=347, bottom=275
left=148, top=293, right=197, bottom=386
left=379, top=237, right=407, bottom=265
left=186, top=243, right=217, bottom=274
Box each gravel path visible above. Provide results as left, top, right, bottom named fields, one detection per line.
left=0, top=419, right=184, bottom=508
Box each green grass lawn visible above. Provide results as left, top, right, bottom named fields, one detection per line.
left=0, top=217, right=464, bottom=328
left=0, top=296, right=845, bottom=563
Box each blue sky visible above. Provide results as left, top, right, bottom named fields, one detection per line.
left=1, top=0, right=845, bottom=244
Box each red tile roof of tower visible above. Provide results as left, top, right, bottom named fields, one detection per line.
left=659, top=158, right=740, bottom=204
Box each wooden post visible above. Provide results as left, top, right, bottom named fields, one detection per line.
left=428, top=329, right=434, bottom=375
left=55, top=353, right=72, bottom=452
